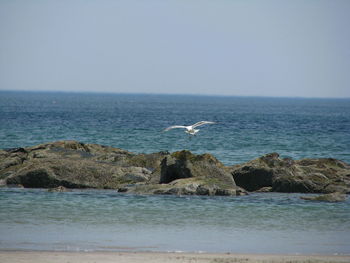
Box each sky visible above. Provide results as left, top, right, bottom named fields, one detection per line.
left=0, top=0, right=349, bottom=98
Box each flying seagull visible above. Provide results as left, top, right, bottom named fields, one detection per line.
left=164, top=121, right=215, bottom=135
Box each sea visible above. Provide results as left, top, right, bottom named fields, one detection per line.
left=0, top=91, right=350, bottom=254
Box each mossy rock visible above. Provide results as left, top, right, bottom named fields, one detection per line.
left=230, top=153, right=350, bottom=193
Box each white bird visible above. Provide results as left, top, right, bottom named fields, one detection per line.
left=164, top=121, right=215, bottom=135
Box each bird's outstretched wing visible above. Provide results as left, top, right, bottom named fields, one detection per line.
left=192, top=121, right=215, bottom=128
left=164, top=125, right=187, bottom=132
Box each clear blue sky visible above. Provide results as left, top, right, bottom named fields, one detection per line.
left=1, top=0, right=349, bottom=98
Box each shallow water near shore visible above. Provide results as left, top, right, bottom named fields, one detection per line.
left=1, top=188, right=349, bottom=254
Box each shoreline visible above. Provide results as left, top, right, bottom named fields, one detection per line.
left=1, top=251, right=350, bottom=263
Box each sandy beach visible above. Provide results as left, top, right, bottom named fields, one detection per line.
left=1, top=251, right=349, bottom=263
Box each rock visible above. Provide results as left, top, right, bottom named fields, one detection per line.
left=230, top=153, right=292, bottom=192
left=6, top=167, right=88, bottom=189
left=256, top=186, right=273, bottom=192
left=0, top=141, right=156, bottom=189
left=159, top=150, right=234, bottom=183
left=119, top=150, right=242, bottom=196
left=125, top=178, right=245, bottom=196
left=156, top=150, right=238, bottom=194
left=0, top=141, right=239, bottom=196
left=116, top=167, right=152, bottom=183
left=229, top=153, right=350, bottom=194
left=0, top=179, right=6, bottom=186
left=273, top=158, right=350, bottom=193
left=300, top=192, right=347, bottom=202
left=48, top=186, right=69, bottom=192
left=126, top=152, right=169, bottom=171
left=1, top=141, right=349, bottom=196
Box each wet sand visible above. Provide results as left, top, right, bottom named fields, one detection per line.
left=1, top=251, right=349, bottom=263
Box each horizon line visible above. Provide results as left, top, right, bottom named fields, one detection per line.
left=1, top=89, right=349, bottom=100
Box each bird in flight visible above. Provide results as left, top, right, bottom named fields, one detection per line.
left=164, top=121, right=215, bottom=135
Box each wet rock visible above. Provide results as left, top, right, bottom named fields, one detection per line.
left=230, top=153, right=291, bottom=192
left=48, top=186, right=69, bottom=192
left=300, top=192, right=347, bottom=202
left=160, top=150, right=234, bottom=184
left=6, top=168, right=88, bottom=189
left=155, top=150, right=238, bottom=195
left=0, top=141, right=156, bottom=189
left=1, top=141, right=349, bottom=196
left=229, top=153, right=350, bottom=194
left=125, top=178, right=244, bottom=196
left=118, top=149, right=242, bottom=196
left=0, top=141, right=238, bottom=196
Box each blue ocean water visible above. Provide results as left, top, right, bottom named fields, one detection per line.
left=0, top=189, right=349, bottom=254
left=0, top=91, right=349, bottom=165
left=1, top=91, right=350, bottom=254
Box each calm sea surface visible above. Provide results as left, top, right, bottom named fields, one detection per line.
left=0, top=91, right=349, bottom=165
left=0, top=91, right=350, bottom=254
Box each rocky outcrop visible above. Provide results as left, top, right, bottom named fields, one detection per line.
left=1, top=141, right=349, bottom=195
left=0, top=141, right=242, bottom=196
left=159, top=150, right=235, bottom=186
left=121, top=178, right=246, bottom=196
left=1, top=141, right=160, bottom=189
left=300, top=192, right=347, bottom=202
left=122, top=150, right=245, bottom=196
left=230, top=153, right=350, bottom=194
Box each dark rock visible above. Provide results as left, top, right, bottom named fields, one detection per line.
left=117, top=187, right=128, bottom=193
left=255, top=186, right=273, bottom=192
left=159, top=154, right=192, bottom=184
left=272, top=176, right=314, bottom=193
left=1, top=141, right=349, bottom=196
left=6, top=168, right=88, bottom=189
left=229, top=153, right=350, bottom=194
left=230, top=153, right=291, bottom=192
left=231, top=166, right=274, bottom=192
left=160, top=150, right=234, bottom=184
left=300, top=192, right=347, bottom=202
left=5, top=147, right=27, bottom=153
left=1, top=141, right=153, bottom=189
left=155, top=150, right=238, bottom=195
left=0, top=141, right=239, bottom=196
left=6, top=168, right=58, bottom=188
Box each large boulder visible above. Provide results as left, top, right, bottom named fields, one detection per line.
left=160, top=150, right=233, bottom=183
left=159, top=150, right=238, bottom=192
left=230, top=153, right=350, bottom=193
left=122, top=150, right=244, bottom=196
left=1, top=141, right=155, bottom=189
